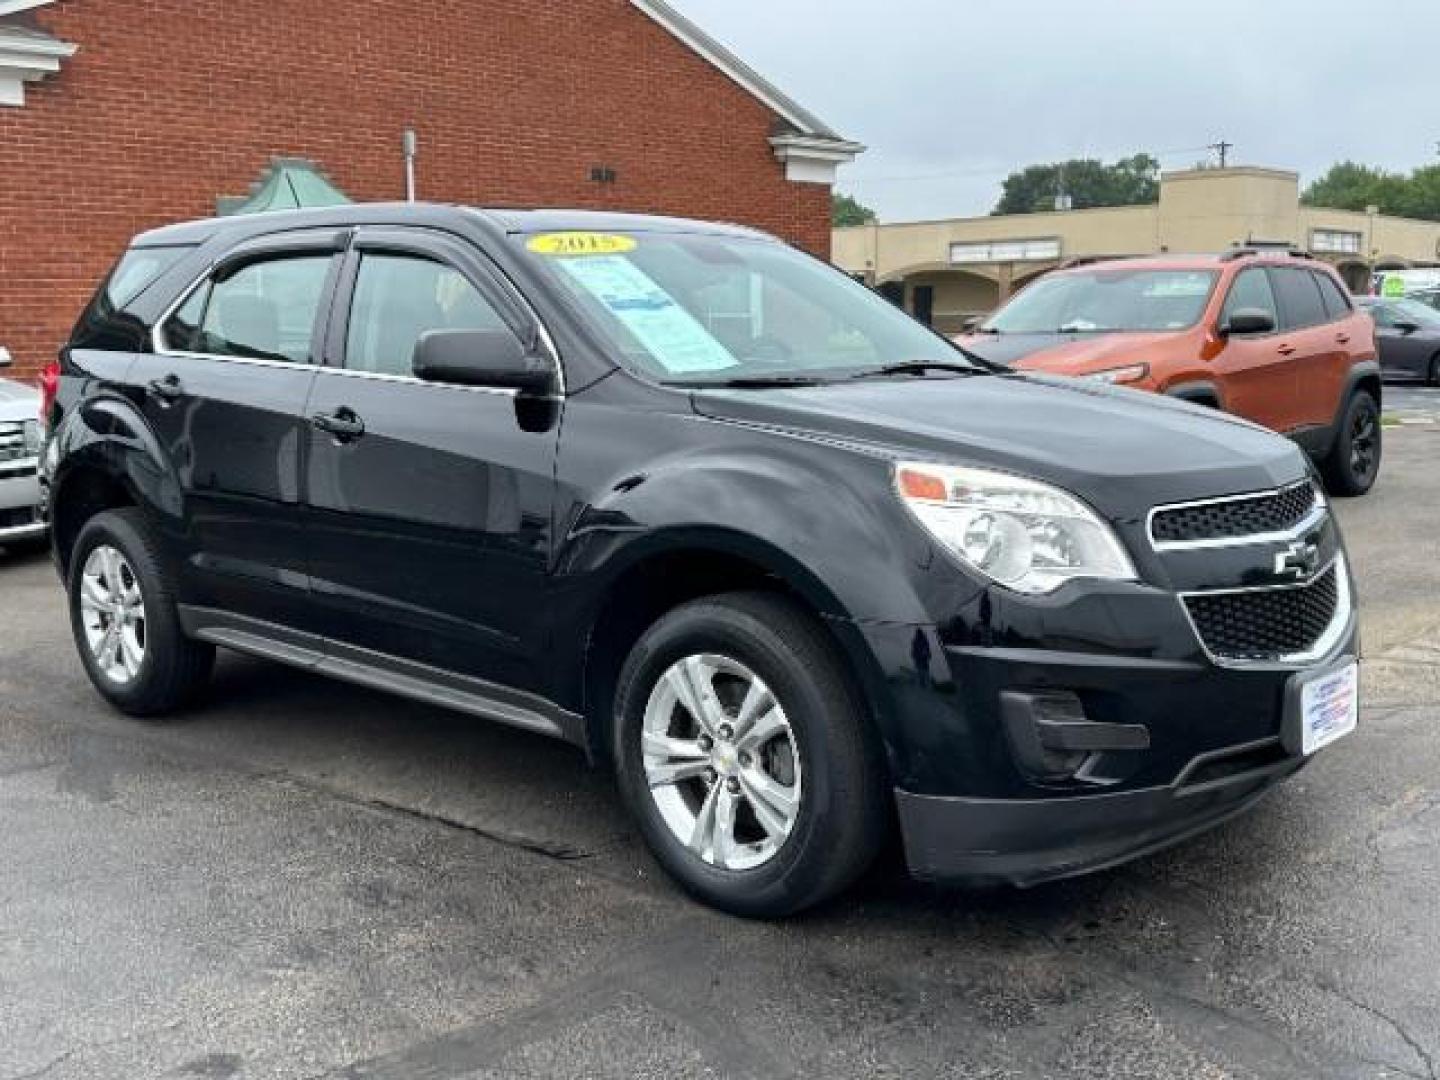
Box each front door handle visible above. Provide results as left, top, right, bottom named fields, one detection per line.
left=1277, top=343, right=1297, bottom=356
left=311, top=408, right=365, bottom=441
left=1336, top=333, right=1351, bottom=344
left=147, top=374, right=183, bottom=402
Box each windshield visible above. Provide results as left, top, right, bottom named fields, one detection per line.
left=984, top=268, right=1218, bottom=334
left=516, top=230, right=971, bottom=384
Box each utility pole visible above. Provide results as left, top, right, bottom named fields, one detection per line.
left=1210, top=140, right=1233, bottom=168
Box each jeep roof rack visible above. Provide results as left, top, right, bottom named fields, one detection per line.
left=1220, top=246, right=1314, bottom=262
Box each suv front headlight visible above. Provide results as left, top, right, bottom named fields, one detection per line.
left=895, top=462, right=1137, bottom=595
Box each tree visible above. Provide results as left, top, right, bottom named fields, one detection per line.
left=993, top=153, right=1160, bottom=215
left=1301, top=162, right=1407, bottom=214
left=832, top=192, right=877, bottom=227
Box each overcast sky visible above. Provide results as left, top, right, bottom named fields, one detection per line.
left=668, top=0, right=1440, bottom=223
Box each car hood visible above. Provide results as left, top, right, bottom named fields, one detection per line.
left=0, top=377, right=39, bottom=421
left=690, top=373, right=1307, bottom=520
left=957, top=330, right=1180, bottom=373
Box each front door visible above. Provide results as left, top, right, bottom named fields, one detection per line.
left=302, top=228, right=560, bottom=694
left=128, top=241, right=342, bottom=627
left=1210, top=266, right=1299, bottom=431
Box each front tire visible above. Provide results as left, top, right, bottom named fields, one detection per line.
left=612, top=592, right=887, bottom=918
left=1320, top=391, right=1382, bottom=497
left=68, top=509, right=214, bottom=717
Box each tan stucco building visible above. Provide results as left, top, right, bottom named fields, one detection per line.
left=834, top=166, right=1440, bottom=334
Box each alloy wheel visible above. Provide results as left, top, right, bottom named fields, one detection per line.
left=641, top=653, right=802, bottom=871
left=1349, top=405, right=1378, bottom=482
left=79, top=545, right=147, bottom=686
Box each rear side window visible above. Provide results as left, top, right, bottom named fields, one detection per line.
left=161, top=256, right=333, bottom=363
left=1220, top=267, right=1278, bottom=330
left=344, top=254, right=508, bottom=377
left=1268, top=267, right=1328, bottom=330
left=107, top=247, right=189, bottom=308
left=1314, top=272, right=1352, bottom=320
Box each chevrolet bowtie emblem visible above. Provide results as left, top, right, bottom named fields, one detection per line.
left=1274, top=540, right=1320, bottom=580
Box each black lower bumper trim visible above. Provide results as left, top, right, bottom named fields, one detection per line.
left=896, top=753, right=1305, bottom=888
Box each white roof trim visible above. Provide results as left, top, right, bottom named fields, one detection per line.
left=630, top=0, right=848, bottom=142
left=0, top=18, right=76, bottom=107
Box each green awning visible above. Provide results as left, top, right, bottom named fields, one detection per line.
left=217, top=158, right=351, bottom=216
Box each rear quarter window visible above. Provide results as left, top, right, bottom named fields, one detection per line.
left=1313, top=272, right=1353, bottom=320
left=69, top=245, right=194, bottom=352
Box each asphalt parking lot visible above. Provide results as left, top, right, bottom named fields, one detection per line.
left=0, top=428, right=1437, bottom=1080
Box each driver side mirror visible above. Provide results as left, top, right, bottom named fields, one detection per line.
left=1219, top=308, right=1276, bottom=337
left=413, top=329, right=555, bottom=395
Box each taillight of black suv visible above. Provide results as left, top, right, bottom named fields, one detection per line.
left=41, top=205, right=1360, bottom=916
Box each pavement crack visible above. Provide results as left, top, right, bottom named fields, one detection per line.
left=1320, top=982, right=1436, bottom=1080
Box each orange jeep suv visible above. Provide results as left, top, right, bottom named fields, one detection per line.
left=957, top=251, right=1382, bottom=495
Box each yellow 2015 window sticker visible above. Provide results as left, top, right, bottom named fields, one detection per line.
left=527, top=232, right=638, bottom=257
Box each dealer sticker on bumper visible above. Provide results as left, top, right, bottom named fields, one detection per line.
left=1300, top=660, right=1359, bottom=756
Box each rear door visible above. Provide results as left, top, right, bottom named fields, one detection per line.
left=1211, top=266, right=1299, bottom=431
left=302, top=227, right=561, bottom=694
left=1271, top=266, right=1345, bottom=430
left=131, top=231, right=345, bottom=628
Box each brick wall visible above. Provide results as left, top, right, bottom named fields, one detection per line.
left=0, top=1, right=833, bottom=380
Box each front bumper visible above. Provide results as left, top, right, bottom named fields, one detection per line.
left=0, top=464, right=45, bottom=543
left=897, top=738, right=1303, bottom=887
left=866, top=579, right=1360, bottom=888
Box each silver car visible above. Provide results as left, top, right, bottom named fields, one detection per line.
left=0, top=348, right=45, bottom=548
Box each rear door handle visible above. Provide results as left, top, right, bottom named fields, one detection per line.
left=1336, top=333, right=1351, bottom=344
left=311, top=408, right=365, bottom=441
left=147, top=374, right=183, bottom=402
left=1277, top=344, right=1297, bottom=356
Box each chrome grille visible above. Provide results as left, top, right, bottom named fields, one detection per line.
left=1151, top=480, right=1320, bottom=546
left=0, top=422, right=26, bottom=463
left=1184, top=564, right=1341, bottom=662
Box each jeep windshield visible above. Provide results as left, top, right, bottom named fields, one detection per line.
left=982, top=268, right=1219, bottom=335
left=517, top=230, right=985, bottom=386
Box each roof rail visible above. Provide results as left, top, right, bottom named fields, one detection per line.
left=1057, top=254, right=1133, bottom=270
left=1220, top=247, right=1315, bottom=262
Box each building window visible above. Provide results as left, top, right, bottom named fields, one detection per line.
left=950, top=238, right=1062, bottom=265
left=1310, top=229, right=1362, bottom=255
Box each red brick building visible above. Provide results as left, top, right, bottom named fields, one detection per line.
left=0, top=0, right=860, bottom=379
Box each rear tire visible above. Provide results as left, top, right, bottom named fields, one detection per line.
left=1319, top=391, right=1382, bottom=498
left=68, top=508, right=214, bottom=717
left=612, top=592, right=887, bottom=918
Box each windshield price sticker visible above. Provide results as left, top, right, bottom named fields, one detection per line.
left=556, top=255, right=737, bottom=373
left=527, top=232, right=638, bottom=257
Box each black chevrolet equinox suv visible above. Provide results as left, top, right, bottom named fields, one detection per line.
left=42, top=205, right=1360, bottom=916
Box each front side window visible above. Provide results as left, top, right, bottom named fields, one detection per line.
left=162, top=256, right=333, bottom=362
left=983, top=269, right=1218, bottom=334
left=516, top=231, right=967, bottom=384
left=1220, top=267, right=1279, bottom=330
left=345, top=254, right=508, bottom=377
left=1268, top=267, right=1328, bottom=330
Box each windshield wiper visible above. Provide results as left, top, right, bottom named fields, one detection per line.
left=850, top=360, right=993, bottom=380
left=667, top=375, right=834, bottom=389
left=1055, top=325, right=1119, bottom=334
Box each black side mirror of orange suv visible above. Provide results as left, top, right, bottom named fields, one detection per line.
left=413, top=328, right=555, bottom=395
left=1220, top=308, right=1276, bottom=336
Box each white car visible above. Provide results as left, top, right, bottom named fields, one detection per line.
left=0, top=347, right=46, bottom=549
